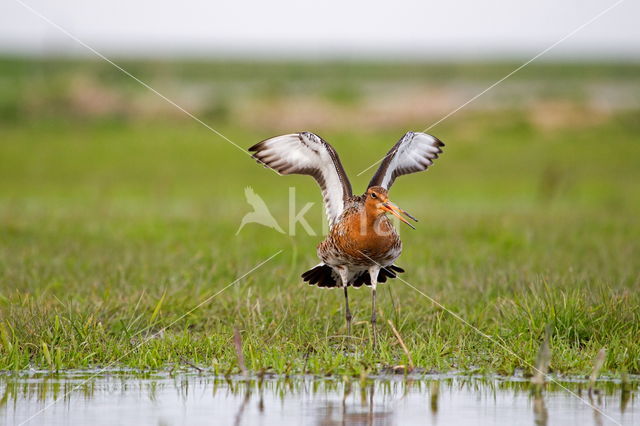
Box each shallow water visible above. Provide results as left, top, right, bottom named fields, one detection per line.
left=0, top=371, right=637, bottom=425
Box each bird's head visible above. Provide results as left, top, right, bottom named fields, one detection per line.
left=364, top=186, right=418, bottom=229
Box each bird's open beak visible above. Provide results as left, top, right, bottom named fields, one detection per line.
left=382, top=201, right=418, bottom=229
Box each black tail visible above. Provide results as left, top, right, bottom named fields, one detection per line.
left=301, top=264, right=338, bottom=288
left=301, top=264, right=405, bottom=288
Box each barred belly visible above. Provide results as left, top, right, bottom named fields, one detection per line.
left=317, top=212, right=402, bottom=268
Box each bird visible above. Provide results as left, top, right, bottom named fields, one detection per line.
left=249, top=131, right=444, bottom=345
left=236, top=186, right=284, bottom=235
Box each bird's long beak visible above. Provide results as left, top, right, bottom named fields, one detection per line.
left=382, top=201, right=417, bottom=229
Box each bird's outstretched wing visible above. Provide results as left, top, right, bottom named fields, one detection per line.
left=249, top=132, right=353, bottom=227
left=367, top=132, right=444, bottom=190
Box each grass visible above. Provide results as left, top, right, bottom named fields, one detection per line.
left=0, top=59, right=639, bottom=376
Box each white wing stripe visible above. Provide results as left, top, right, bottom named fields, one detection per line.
left=368, top=132, right=444, bottom=190
left=249, top=132, right=352, bottom=227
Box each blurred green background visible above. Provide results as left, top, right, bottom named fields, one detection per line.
left=0, top=58, right=638, bottom=373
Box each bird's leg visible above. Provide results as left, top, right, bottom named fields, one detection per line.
left=343, top=286, right=352, bottom=336
left=337, top=267, right=351, bottom=337
left=368, top=266, right=381, bottom=348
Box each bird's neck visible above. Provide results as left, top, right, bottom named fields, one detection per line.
left=354, top=207, right=391, bottom=235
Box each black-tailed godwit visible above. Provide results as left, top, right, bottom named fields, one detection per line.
left=249, top=131, right=444, bottom=345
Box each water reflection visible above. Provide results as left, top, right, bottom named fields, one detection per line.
left=0, top=371, right=637, bottom=425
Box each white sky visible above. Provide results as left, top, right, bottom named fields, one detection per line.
left=1, top=0, right=639, bottom=59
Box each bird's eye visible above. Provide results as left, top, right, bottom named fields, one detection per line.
left=370, top=193, right=377, bottom=199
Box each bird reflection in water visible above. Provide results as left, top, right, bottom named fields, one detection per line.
left=0, top=373, right=636, bottom=425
